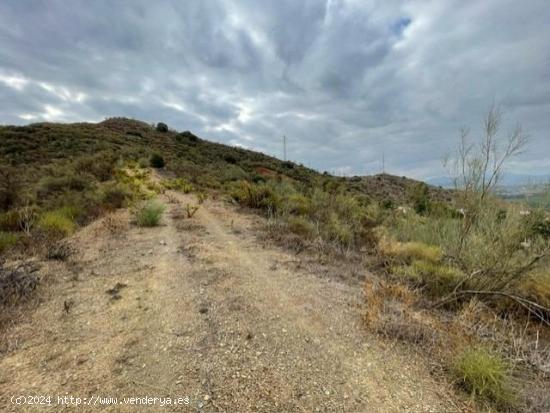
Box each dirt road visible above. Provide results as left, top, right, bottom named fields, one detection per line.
left=0, top=188, right=466, bottom=412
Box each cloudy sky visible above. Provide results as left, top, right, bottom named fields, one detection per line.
left=0, top=1, right=549, bottom=179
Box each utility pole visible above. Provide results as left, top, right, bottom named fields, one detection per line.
left=382, top=152, right=385, bottom=174
left=283, top=135, right=287, bottom=161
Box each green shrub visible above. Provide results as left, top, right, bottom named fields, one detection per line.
left=231, top=181, right=279, bottom=211
left=135, top=200, right=165, bottom=227
left=393, top=259, right=464, bottom=296
left=325, top=213, right=353, bottom=248
left=150, top=153, right=165, bottom=168
left=409, top=182, right=431, bottom=215
left=286, top=193, right=311, bottom=216
left=76, top=153, right=117, bottom=181
left=38, top=208, right=77, bottom=237
left=287, top=216, right=316, bottom=239
left=0, top=231, right=19, bottom=253
left=163, top=178, right=194, bottom=193
left=454, top=348, right=514, bottom=407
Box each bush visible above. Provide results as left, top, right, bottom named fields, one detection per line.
left=135, top=200, right=165, bottom=227
left=224, top=155, right=238, bottom=164
left=231, top=181, right=279, bottom=211
left=100, top=183, right=131, bottom=209
left=0, top=210, right=22, bottom=232
left=454, top=348, right=514, bottom=407
left=38, top=173, right=92, bottom=196
left=0, top=232, right=19, bottom=253
left=0, top=262, right=39, bottom=306
left=0, top=166, right=21, bottom=211
left=46, top=240, right=72, bottom=260
left=287, top=216, right=316, bottom=240
left=393, top=259, right=463, bottom=296
left=156, top=122, right=168, bottom=133
left=150, top=154, right=165, bottom=168
left=532, top=216, right=550, bottom=239
left=163, top=178, right=193, bottom=193
left=409, top=182, right=431, bottom=215
left=76, top=153, right=117, bottom=181
left=38, top=208, right=76, bottom=237
left=325, top=213, right=353, bottom=248
left=379, top=236, right=442, bottom=265
left=286, top=194, right=311, bottom=216
left=517, top=270, right=550, bottom=310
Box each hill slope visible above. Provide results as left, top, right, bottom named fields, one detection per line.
left=0, top=117, right=447, bottom=207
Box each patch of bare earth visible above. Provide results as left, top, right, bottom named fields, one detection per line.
left=0, top=190, right=468, bottom=412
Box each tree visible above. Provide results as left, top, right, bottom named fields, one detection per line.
left=439, top=106, right=550, bottom=319
left=444, top=105, right=529, bottom=255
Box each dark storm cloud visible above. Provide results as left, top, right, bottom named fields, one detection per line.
left=1, top=0, right=549, bottom=179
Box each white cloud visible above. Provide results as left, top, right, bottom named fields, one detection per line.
left=0, top=0, right=548, bottom=179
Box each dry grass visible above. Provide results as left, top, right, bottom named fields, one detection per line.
left=364, top=275, right=550, bottom=412
left=378, top=236, right=442, bottom=265
left=364, top=278, right=436, bottom=344
left=0, top=262, right=39, bottom=307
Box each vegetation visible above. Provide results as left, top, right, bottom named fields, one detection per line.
left=38, top=208, right=77, bottom=237
left=134, top=200, right=165, bottom=227
left=0, top=232, right=19, bottom=253
left=454, top=348, right=514, bottom=408
left=150, top=153, right=165, bottom=168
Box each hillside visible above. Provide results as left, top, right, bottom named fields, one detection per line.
left=0, top=118, right=448, bottom=208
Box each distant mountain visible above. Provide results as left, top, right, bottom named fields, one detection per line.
left=427, top=173, right=550, bottom=188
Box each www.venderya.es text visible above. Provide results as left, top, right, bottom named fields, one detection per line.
left=10, top=395, right=191, bottom=407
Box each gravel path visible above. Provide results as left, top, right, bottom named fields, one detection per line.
left=0, top=188, right=467, bottom=412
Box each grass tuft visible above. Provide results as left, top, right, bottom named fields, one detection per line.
left=454, top=347, right=515, bottom=408
left=38, top=208, right=76, bottom=237
left=135, top=200, right=165, bottom=227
